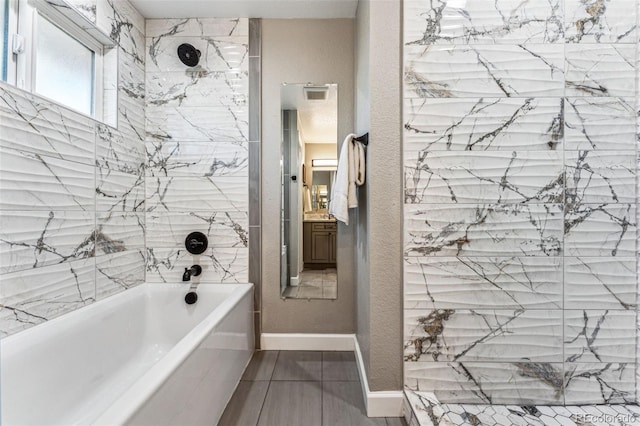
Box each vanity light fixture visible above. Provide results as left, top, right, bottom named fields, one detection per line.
left=312, top=159, right=338, bottom=167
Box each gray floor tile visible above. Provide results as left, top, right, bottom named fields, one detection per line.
left=272, top=350, right=322, bottom=381
left=323, top=351, right=360, bottom=381
left=385, top=417, right=408, bottom=426
left=218, top=381, right=269, bottom=426
left=323, top=381, right=387, bottom=426
left=257, top=381, right=322, bottom=426
left=298, top=286, right=324, bottom=298
left=242, top=351, right=279, bottom=381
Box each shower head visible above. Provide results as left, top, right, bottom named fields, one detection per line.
left=177, top=43, right=201, bottom=67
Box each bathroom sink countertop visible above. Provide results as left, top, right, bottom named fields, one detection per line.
left=303, top=218, right=337, bottom=223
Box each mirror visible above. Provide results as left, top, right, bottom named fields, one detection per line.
left=280, top=83, right=338, bottom=299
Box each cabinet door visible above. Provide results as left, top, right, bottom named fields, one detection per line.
left=329, top=231, right=336, bottom=262
left=311, top=232, right=332, bottom=262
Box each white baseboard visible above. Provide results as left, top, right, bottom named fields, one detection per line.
left=290, top=276, right=299, bottom=287
left=260, top=333, right=356, bottom=351
left=259, top=333, right=404, bottom=418
left=353, top=337, right=404, bottom=418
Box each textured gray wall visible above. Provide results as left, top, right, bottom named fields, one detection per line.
left=261, top=19, right=356, bottom=333
left=355, top=0, right=404, bottom=392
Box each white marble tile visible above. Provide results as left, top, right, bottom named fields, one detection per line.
left=564, top=257, right=636, bottom=310
left=145, top=176, right=248, bottom=213
left=96, top=211, right=144, bottom=255
left=565, top=150, right=636, bottom=204
left=146, top=140, right=248, bottom=177
left=96, top=123, right=145, bottom=174
left=404, top=97, right=564, bottom=152
left=564, top=203, right=636, bottom=257
left=100, top=0, right=145, bottom=65
left=146, top=35, right=248, bottom=73
left=0, top=147, right=95, bottom=211
left=0, top=83, right=95, bottom=165
left=146, top=247, right=248, bottom=283
left=564, top=363, right=635, bottom=404
left=404, top=257, right=562, bottom=310
left=405, top=151, right=563, bottom=204
left=145, top=18, right=248, bottom=38
left=565, top=45, right=636, bottom=97
left=405, top=44, right=564, bottom=98
left=405, top=362, right=564, bottom=405
left=0, top=211, right=94, bottom=274
left=405, top=389, right=454, bottom=426
left=564, top=310, right=636, bottom=363
left=0, top=257, right=95, bottom=337
left=564, top=98, right=636, bottom=150
left=404, top=0, right=563, bottom=45
left=145, top=104, right=248, bottom=143
left=146, top=211, right=247, bottom=248
left=95, top=249, right=144, bottom=299
left=146, top=70, right=248, bottom=109
left=565, top=0, right=637, bottom=43
left=96, top=167, right=145, bottom=212
left=118, top=59, right=146, bottom=142
left=405, top=204, right=563, bottom=257
left=405, top=309, right=562, bottom=362
left=66, top=0, right=97, bottom=23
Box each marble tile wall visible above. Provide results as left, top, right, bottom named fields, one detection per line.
left=403, top=0, right=638, bottom=405
left=0, top=0, right=146, bottom=336
left=144, top=18, right=249, bottom=285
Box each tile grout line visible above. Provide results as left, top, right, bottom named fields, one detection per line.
left=255, top=350, right=280, bottom=426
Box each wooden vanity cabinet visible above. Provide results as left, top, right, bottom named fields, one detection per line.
left=303, top=221, right=337, bottom=267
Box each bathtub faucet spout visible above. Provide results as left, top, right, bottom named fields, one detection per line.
left=183, top=265, right=202, bottom=281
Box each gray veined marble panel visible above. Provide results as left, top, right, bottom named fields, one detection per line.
left=564, top=257, right=636, bottom=310
left=404, top=309, right=562, bottom=363
left=405, top=362, right=564, bottom=405
left=0, top=211, right=94, bottom=275
left=404, top=44, right=564, bottom=98
left=96, top=211, right=144, bottom=255
left=146, top=35, right=248, bottom=73
left=145, top=176, right=248, bottom=212
left=565, top=44, right=636, bottom=97
left=0, top=257, right=95, bottom=337
left=145, top=105, right=248, bottom=143
left=0, top=83, right=95, bottom=165
left=96, top=250, right=145, bottom=299
left=565, top=0, right=637, bottom=43
left=146, top=140, right=248, bottom=177
left=564, top=97, right=636, bottom=150
left=118, top=58, right=146, bottom=142
left=565, top=150, right=636, bottom=204
left=96, top=167, right=145, bottom=212
left=404, top=203, right=563, bottom=257
left=0, top=147, right=95, bottom=210
left=405, top=151, right=563, bottom=204
left=146, top=247, right=248, bottom=283
left=99, top=0, right=145, bottom=66
left=404, top=390, right=451, bottom=426
left=96, top=123, right=145, bottom=174
left=146, top=70, right=248, bottom=109
left=146, top=211, right=247, bottom=249
left=404, top=0, right=563, bottom=45
left=404, top=257, right=562, bottom=310
left=564, top=363, right=635, bottom=404
left=146, top=18, right=248, bottom=38
left=564, top=310, right=636, bottom=363
left=564, top=203, right=636, bottom=257
left=404, top=97, right=564, bottom=152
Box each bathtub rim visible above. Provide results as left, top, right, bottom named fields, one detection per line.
left=93, top=282, right=253, bottom=426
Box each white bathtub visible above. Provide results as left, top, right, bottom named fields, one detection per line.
left=2, top=283, right=254, bottom=426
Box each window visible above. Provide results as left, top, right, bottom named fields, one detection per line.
left=35, top=15, right=95, bottom=115
left=3, top=0, right=113, bottom=119
left=1, top=0, right=9, bottom=81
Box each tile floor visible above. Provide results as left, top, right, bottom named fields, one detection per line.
left=219, top=350, right=406, bottom=426
left=405, top=389, right=640, bottom=426
left=282, top=269, right=337, bottom=299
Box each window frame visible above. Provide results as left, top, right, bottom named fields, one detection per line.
left=13, top=0, right=104, bottom=119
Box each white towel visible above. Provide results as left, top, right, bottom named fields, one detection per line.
left=329, top=134, right=366, bottom=225
left=303, top=186, right=312, bottom=212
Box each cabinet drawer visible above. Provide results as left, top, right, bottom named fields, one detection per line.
left=312, top=223, right=337, bottom=231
